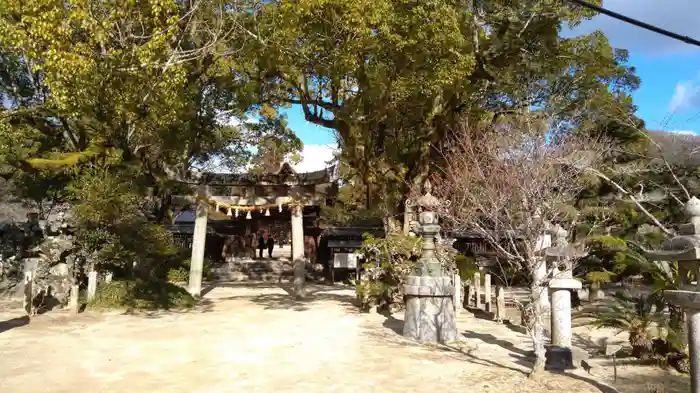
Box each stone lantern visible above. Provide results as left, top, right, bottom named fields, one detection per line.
left=643, top=197, right=700, bottom=393
left=402, top=180, right=457, bottom=343
left=544, top=225, right=587, bottom=370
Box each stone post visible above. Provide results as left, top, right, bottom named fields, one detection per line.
left=454, top=274, right=462, bottom=315
left=291, top=203, right=306, bottom=299
left=642, top=197, right=700, bottom=393
left=544, top=225, right=586, bottom=370
left=188, top=185, right=209, bottom=297
left=69, top=285, right=79, bottom=314
left=403, top=201, right=413, bottom=235
left=105, top=272, right=113, bottom=283
left=466, top=277, right=475, bottom=308
left=23, top=271, right=33, bottom=315
left=403, top=180, right=457, bottom=343
left=484, top=273, right=492, bottom=313
left=474, top=272, right=481, bottom=309
left=495, top=286, right=505, bottom=322
left=545, top=278, right=583, bottom=369
left=87, top=270, right=98, bottom=302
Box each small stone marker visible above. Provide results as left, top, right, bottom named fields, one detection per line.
left=466, top=278, right=475, bottom=308
left=474, top=272, right=481, bottom=309
left=454, top=274, right=462, bottom=314
left=105, top=272, right=113, bottom=283
left=87, top=271, right=98, bottom=302
left=23, top=271, right=33, bottom=315
left=484, top=274, right=492, bottom=313
left=495, top=285, right=505, bottom=322
left=606, top=344, right=623, bottom=382
left=69, top=284, right=79, bottom=314
left=605, top=344, right=623, bottom=356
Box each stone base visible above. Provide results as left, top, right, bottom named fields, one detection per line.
left=403, top=276, right=457, bottom=343
left=545, top=345, right=589, bottom=371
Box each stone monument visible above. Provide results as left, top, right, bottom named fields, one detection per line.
left=403, top=180, right=457, bottom=343
left=544, top=225, right=587, bottom=370
left=643, top=197, right=700, bottom=393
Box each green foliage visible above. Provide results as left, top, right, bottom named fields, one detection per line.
left=583, top=292, right=668, bottom=359
left=166, top=267, right=189, bottom=283
left=249, top=0, right=643, bottom=223
left=585, top=269, right=616, bottom=284
left=88, top=279, right=196, bottom=311
left=353, top=233, right=421, bottom=310
left=69, top=164, right=177, bottom=273
left=348, top=277, right=385, bottom=312
left=165, top=256, right=212, bottom=283
left=248, top=114, right=303, bottom=174
left=454, top=254, right=479, bottom=282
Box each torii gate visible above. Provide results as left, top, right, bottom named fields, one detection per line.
left=186, top=162, right=338, bottom=296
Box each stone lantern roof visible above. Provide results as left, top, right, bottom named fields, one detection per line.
left=643, top=197, right=700, bottom=262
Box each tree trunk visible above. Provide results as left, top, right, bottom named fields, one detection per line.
left=528, top=269, right=547, bottom=378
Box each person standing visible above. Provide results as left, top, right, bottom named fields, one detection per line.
left=258, top=233, right=265, bottom=259
left=266, top=234, right=275, bottom=259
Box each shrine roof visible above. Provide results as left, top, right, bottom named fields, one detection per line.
left=200, top=162, right=338, bottom=186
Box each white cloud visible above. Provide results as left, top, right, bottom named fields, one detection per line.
left=667, top=129, right=698, bottom=135
left=668, top=78, right=700, bottom=112
left=570, top=0, right=700, bottom=55
left=292, top=144, right=339, bottom=173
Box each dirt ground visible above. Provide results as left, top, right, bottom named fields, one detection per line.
left=0, top=283, right=689, bottom=393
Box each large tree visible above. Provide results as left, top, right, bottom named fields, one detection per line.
left=0, top=0, right=292, bottom=222
left=241, top=0, right=642, bottom=230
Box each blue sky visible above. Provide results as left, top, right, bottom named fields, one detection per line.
left=283, top=0, right=700, bottom=147
left=573, top=0, right=700, bottom=135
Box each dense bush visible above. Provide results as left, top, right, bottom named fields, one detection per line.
left=353, top=233, right=421, bottom=311
left=353, top=232, right=461, bottom=312
left=454, top=254, right=479, bottom=281
left=88, top=279, right=196, bottom=311
left=584, top=292, right=688, bottom=373
left=69, top=165, right=179, bottom=277
left=165, top=251, right=211, bottom=283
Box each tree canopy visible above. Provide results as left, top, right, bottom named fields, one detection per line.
left=244, top=0, right=644, bottom=228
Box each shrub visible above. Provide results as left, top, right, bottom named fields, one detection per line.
left=88, top=279, right=196, bottom=311
left=164, top=256, right=212, bottom=283
left=583, top=292, right=679, bottom=361
left=167, top=267, right=190, bottom=283
left=355, top=233, right=421, bottom=311
left=455, top=254, right=479, bottom=281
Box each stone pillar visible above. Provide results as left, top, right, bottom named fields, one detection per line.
left=403, top=201, right=413, bottom=235
left=188, top=185, right=209, bottom=297
left=402, top=181, right=456, bottom=343
left=495, top=285, right=505, bottom=322
left=87, top=271, right=98, bottom=302
left=545, top=278, right=583, bottom=370
left=687, top=309, right=700, bottom=393
left=640, top=198, right=700, bottom=393
left=484, top=274, right=492, bottom=313
left=474, top=272, right=482, bottom=309
left=454, top=274, right=462, bottom=314
left=69, top=285, right=79, bottom=314
left=466, top=278, right=475, bottom=308
left=291, top=204, right=306, bottom=298
left=534, top=258, right=550, bottom=308
left=663, top=291, right=700, bottom=393
left=105, top=272, right=113, bottom=283
left=23, top=271, right=33, bottom=315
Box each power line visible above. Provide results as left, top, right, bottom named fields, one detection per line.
left=567, top=0, right=700, bottom=48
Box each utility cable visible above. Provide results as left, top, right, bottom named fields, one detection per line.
left=567, top=0, right=700, bottom=48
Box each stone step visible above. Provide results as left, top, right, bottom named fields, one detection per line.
left=210, top=260, right=295, bottom=282
left=212, top=270, right=293, bottom=283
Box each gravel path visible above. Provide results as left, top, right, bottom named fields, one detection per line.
left=0, top=283, right=688, bottom=393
